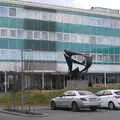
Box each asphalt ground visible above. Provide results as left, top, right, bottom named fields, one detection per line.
left=0, top=107, right=120, bottom=120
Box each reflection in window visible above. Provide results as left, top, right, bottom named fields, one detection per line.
left=26, top=31, right=33, bottom=39
left=0, top=7, right=8, bottom=16
left=70, top=34, right=76, bottom=41
left=41, top=12, right=49, bottom=21
left=49, top=32, right=55, bottom=41
left=34, top=31, right=40, bottom=40
left=9, top=8, right=16, bottom=16
left=56, top=32, right=63, bottom=41
left=41, top=31, right=48, bottom=40
left=89, top=36, right=96, bottom=44
left=103, top=55, right=109, bottom=62
left=17, top=30, right=24, bottom=39
left=9, top=30, right=16, bottom=38
left=49, top=13, right=56, bottom=22
left=63, top=33, right=69, bottom=41
left=97, top=54, right=103, bottom=62
left=1, top=29, right=7, bottom=37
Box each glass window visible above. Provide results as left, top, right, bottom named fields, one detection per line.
left=49, top=13, right=56, bottom=22
left=41, top=31, right=48, bottom=40
left=17, top=29, right=24, bottom=39
left=34, top=31, right=40, bottom=40
left=63, top=33, right=69, bottom=41
left=103, top=55, right=109, bottom=62
left=56, top=32, right=63, bottom=41
left=79, top=91, right=94, bottom=95
left=70, top=34, right=77, bottom=41
left=9, top=8, right=16, bottom=16
left=35, top=11, right=40, bottom=20
left=41, top=12, right=49, bottom=21
left=26, top=31, right=33, bottom=39
left=16, top=8, right=24, bottom=18
left=104, top=91, right=112, bottom=95
left=1, top=29, right=7, bottom=37
left=56, top=13, right=62, bottom=22
left=97, top=54, right=103, bottom=62
left=49, top=32, right=55, bottom=41
left=0, top=7, right=8, bottom=16
left=114, top=91, right=120, bottom=95
left=89, top=36, right=96, bottom=44
left=9, top=29, right=16, bottom=38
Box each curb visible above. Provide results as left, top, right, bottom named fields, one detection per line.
left=0, top=109, right=48, bottom=117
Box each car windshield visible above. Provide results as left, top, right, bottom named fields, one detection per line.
left=78, top=91, right=94, bottom=96
left=114, top=91, right=120, bottom=95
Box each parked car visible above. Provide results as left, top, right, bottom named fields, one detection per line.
left=50, top=90, right=100, bottom=112
left=96, top=89, right=120, bottom=110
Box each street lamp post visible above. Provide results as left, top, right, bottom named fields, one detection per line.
left=21, top=49, right=24, bottom=111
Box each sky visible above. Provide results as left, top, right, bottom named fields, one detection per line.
left=21, top=0, right=120, bottom=10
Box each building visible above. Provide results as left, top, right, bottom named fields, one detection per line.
left=0, top=0, right=120, bottom=90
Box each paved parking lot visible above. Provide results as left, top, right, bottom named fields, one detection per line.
left=49, top=109, right=120, bottom=120
left=0, top=107, right=120, bottom=120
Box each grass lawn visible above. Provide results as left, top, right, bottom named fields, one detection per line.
left=0, top=87, right=120, bottom=106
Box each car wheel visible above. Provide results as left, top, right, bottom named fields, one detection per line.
left=72, top=102, right=79, bottom=112
left=90, top=107, right=97, bottom=111
left=108, top=102, right=115, bottom=110
left=50, top=101, right=56, bottom=110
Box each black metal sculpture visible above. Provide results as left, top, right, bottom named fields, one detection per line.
left=64, top=49, right=93, bottom=78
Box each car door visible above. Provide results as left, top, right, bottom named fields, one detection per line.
left=97, top=90, right=112, bottom=108
left=55, top=95, right=65, bottom=107
left=60, top=91, right=75, bottom=108
left=101, top=90, right=113, bottom=107
left=96, top=90, right=106, bottom=107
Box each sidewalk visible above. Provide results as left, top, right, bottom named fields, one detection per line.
left=0, top=106, right=49, bottom=117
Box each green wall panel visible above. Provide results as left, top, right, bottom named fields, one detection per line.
left=1, top=17, right=120, bottom=37
left=0, top=38, right=119, bottom=54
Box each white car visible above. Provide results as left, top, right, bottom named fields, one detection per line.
left=50, top=90, right=100, bottom=112
left=96, top=89, right=120, bottom=110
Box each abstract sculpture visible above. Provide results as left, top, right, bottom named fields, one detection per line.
left=64, top=49, right=93, bottom=78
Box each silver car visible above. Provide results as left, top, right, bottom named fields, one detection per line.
left=50, top=90, right=100, bottom=112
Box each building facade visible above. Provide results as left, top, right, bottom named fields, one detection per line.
left=0, top=0, right=120, bottom=90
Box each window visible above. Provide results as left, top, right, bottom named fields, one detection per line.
left=49, top=13, right=56, bottom=22
left=79, top=91, right=94, bottom=95
left=104, top=91, right=112, bottom=95
left=114, top=91, right=120, bottom=95
left=17, top=30, right=24, bottom=39
left=1, top=29, right=7, bottom=38
left=34, top=31, right=40, bottom=40
left=9, top=8, right=16, bottom=16
left=56, top=13, right=62, bottom=22
left=97, top=54, right=103, bottom=62
left=63, top=33, right=69, bottom=41
left=16, top=8, right=24, bottom=18
left=56, top=32, right=63, bottom=41
left=26, top=31, right=33, bottom=39
left=9, top=29, right=16, bottom=38
left=41, top=31, right=48, bottom=40
left=49, top=32, right=55, bottom=41
left=103, top=55, right=109, bottom=62
left=70, top=34, right=76, bottom=41
left=96, top=90, right=105, bottom=96
left=41, top=12, right=49, bottom=21
left=89, top=36, right=96, bottom=44
left=0, top=7, right=8, bottom=16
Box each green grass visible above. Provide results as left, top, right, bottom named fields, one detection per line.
left=0, top=87, right=120, bottom=106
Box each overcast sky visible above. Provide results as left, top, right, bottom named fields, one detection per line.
left=22, top=0, right=120, bottom=10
